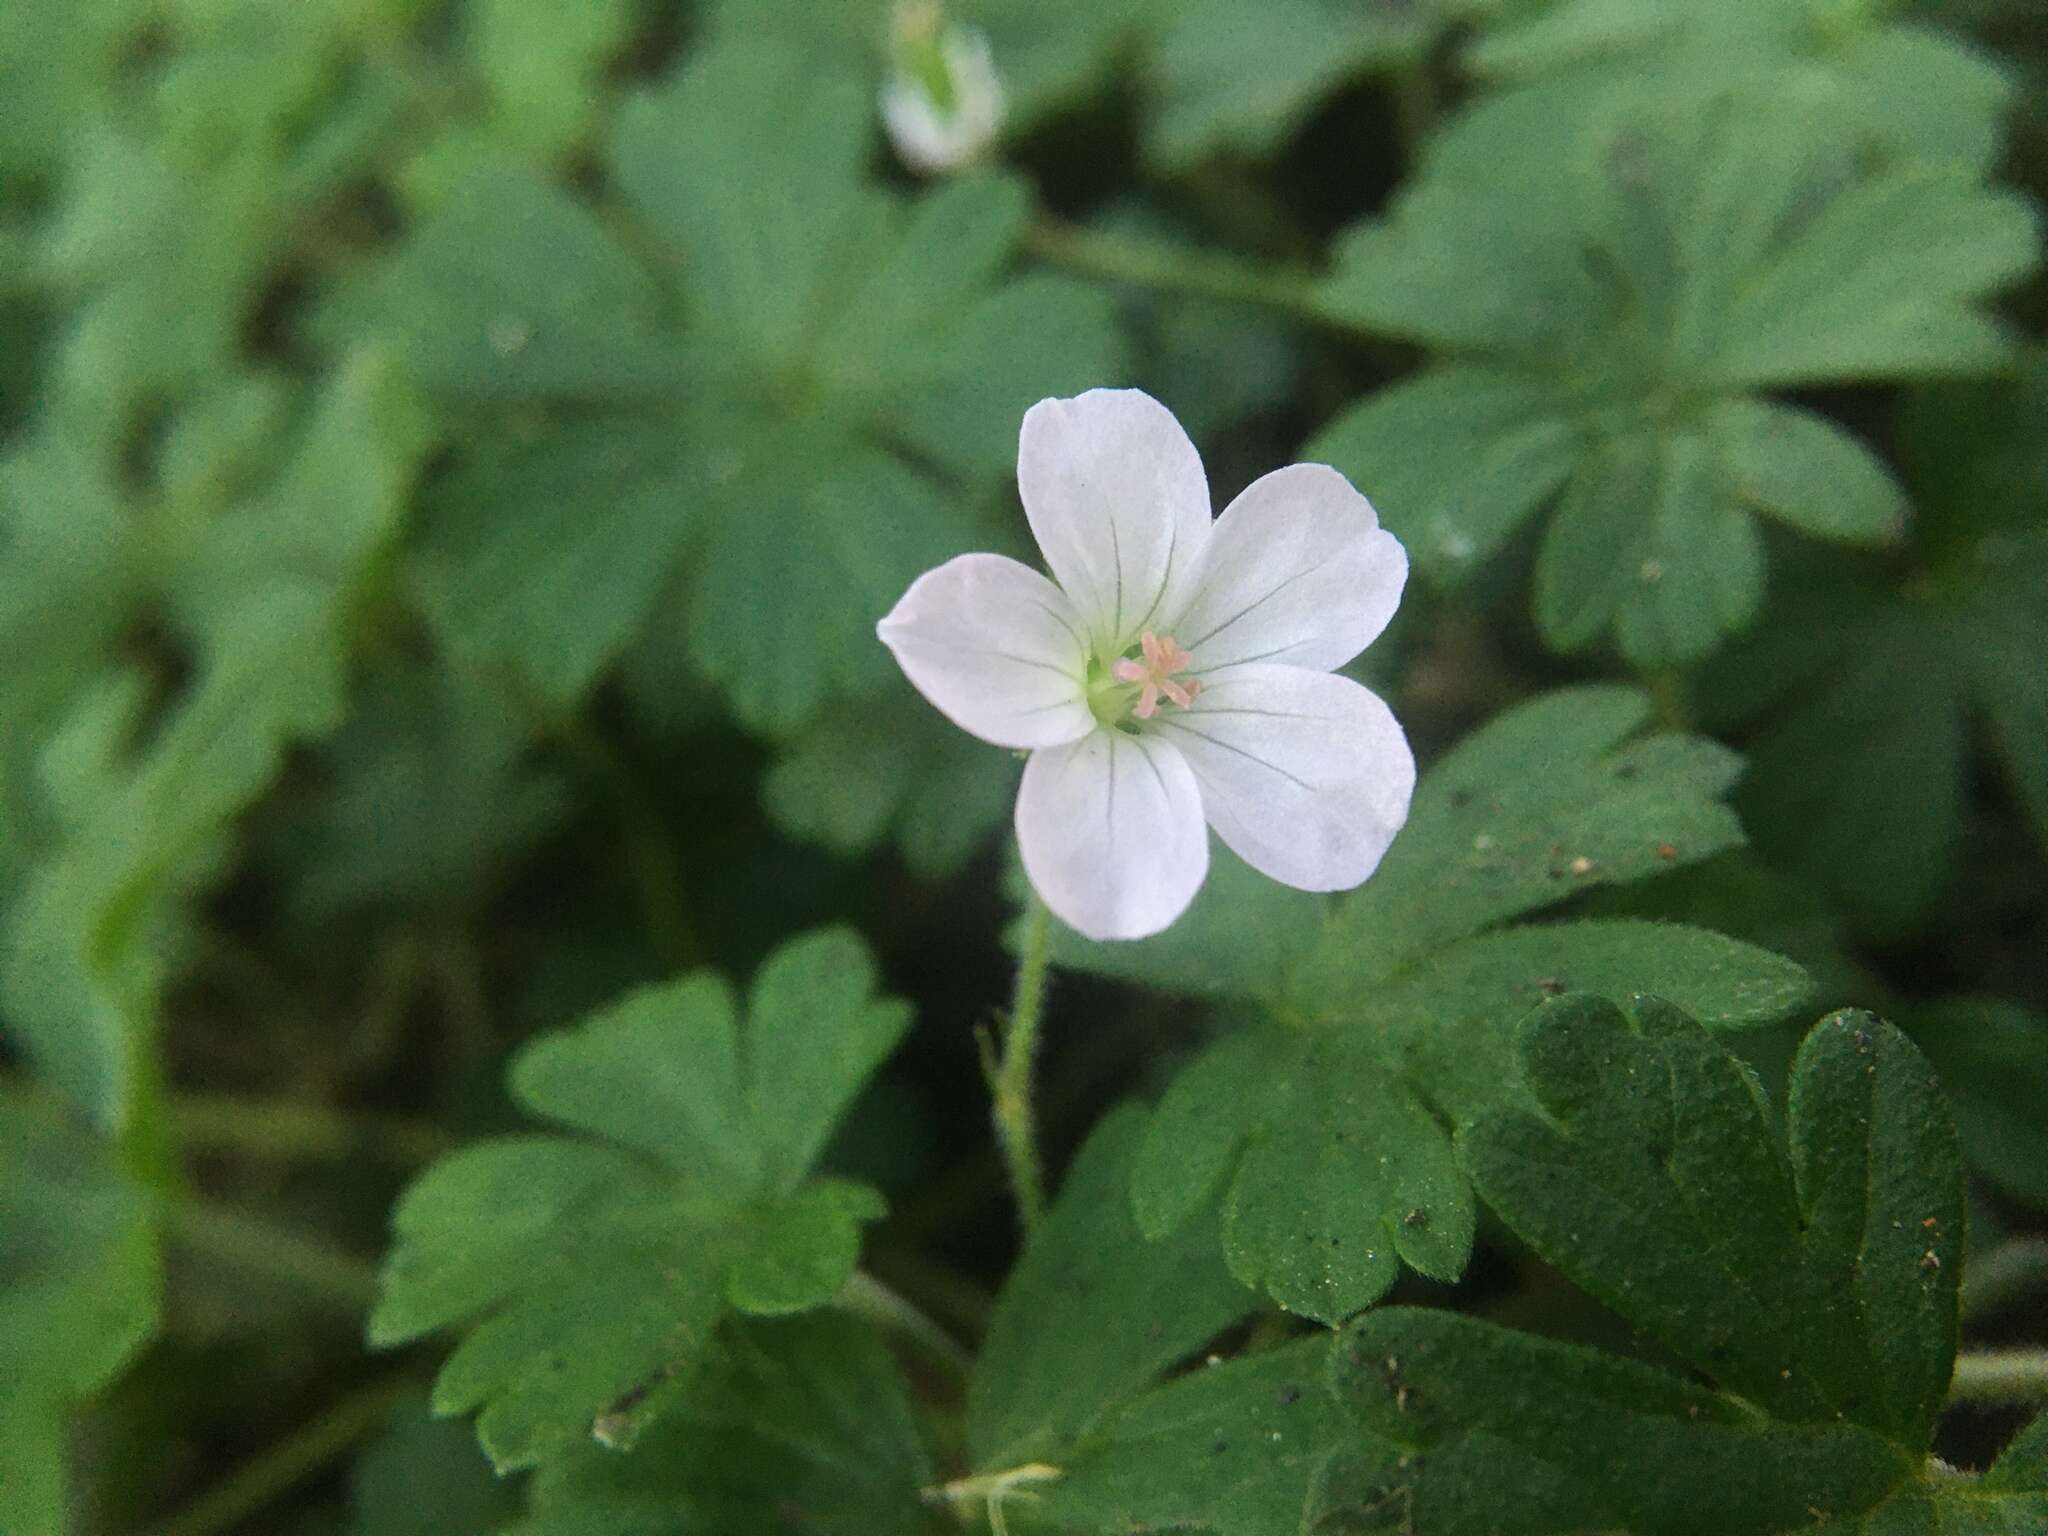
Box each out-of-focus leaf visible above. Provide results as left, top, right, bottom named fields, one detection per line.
left=370, top=930, right=911, bottom=1471
left=1, top=351, right=432, bottom=1129
left=1704, top=357, right=2048, bottom=935
left=0, top=1102, right=160, bottom=1536
left=341, top=41, right=1118, bottom=884
left=277, top=662, right=569, bottom=923
left=1312, top=94, right=2037, bottom=664
left=346, top=1392, right=522, bottom=1536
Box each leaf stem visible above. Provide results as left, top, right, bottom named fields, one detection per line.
left=1026, top=218, right=1326, bottom=325
left=172, top=1092, right=452, bottom=1165
left=142, top=1376, right=411, bottom=1536
left=837, top=1270, right=971, bottom=1381
left=171, top=1198, right=381, bottom=1312
left=991, top=889, right=1054, bottom=1235
left=1949, top=1349, right=2048, bottom=1405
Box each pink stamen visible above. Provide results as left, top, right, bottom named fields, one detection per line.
left=1115, top=630, right=1199, bottom=721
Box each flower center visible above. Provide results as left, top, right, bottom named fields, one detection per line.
left=1093, top=630, right=1201, bottom=725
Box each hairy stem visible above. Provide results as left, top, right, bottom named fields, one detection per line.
left=992, top=890, right=1054, bottom=1235
left=1949, top=1349, right=2048, bottom=1405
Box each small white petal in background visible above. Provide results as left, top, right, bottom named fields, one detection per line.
left=882, top=2, right=1006, bottom=176
left=876, top=387, right=1415, bottom=941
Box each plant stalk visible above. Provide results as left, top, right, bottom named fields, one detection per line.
left=992, top=890, right=1054, bottom=1234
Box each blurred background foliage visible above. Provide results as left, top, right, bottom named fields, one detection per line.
left=2, top=0, right=2046, bottom=1531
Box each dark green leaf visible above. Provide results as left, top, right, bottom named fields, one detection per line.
left=1464, top=996, right=1963, bottom=1447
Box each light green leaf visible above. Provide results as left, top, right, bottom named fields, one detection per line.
left=1307, top=365, right=1580, bottom=583
left=370, top=930, right=911, bottom=1470
left=407, top=418, right=694, bottom=705
left=969, top=1105, right=1252, bottom=1467
left=1712, top=397, right=1909, bottom=543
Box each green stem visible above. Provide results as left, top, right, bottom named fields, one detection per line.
left=173, top=1093, right=451, bottom=1165
left=992, top=891, right=1054, bottom=1235
left=171, top=1198, right=380, bottom=1313
left=838, top=1270, right=971, bottom=1380
left=1026, top=218, right=1326, bottom=324
left=142, top=1377, right=411, bottom=1536
left=1949, top=1350, right=2048, bottom=1406
left=1963, top=1238, right=2048, bottom=1322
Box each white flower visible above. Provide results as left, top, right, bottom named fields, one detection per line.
left=881, top=2, right=1004, bottom=176
left=878, top=388, right=1416, bottom=941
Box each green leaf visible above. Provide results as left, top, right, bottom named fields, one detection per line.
left=319, top=168, right=677, bottom=402
left=1034, top=1336, right=1386, bottom=1536
left=342, top=41, right=1120, bottom=774
left=346, top=1392, right=523, bottom=1536
left=1457, top=2, right=2016, bottom=179
left=1375, top=919, right=1814, bottom=1120
left=1327, top=1307, right=1907, bottom=1536
left=0, top=1102, right=160, bottom=1536
left=518, top=1312, right=943, bottom=1536
left=1705, top=357, right=2048, bottom=935
left=1142, top=0, right=1435, bottom=170
left=1464, top=996, right=1963, bottom=1447
left=274, top=662, right=568, bottom=923
left=2, top=351, right=431, bottom=1129
left=1711, top=397, right=1909, bottom=544
left=1048, top=688, right=1797, bottom=1320
left=407, top=418, right=694, bottom=706
left=968, top=1105, right=1253, bottom=1468
left=1307, top=365, right=1580, bottom=583
left=1904, top=999, right=2048, bottom=1213
left=1313, top=91, right=2037, bottom=662
left=763, top=692, right=1020, bottom=878
left=370, top=929, right=911, bottom=1470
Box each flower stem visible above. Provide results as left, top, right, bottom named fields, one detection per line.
left=1949, top=1349, right=2048, bottom=1405
left=1026, top=217, right=1325, bottom=324
left=992, top=890, right=1054, bottom=1235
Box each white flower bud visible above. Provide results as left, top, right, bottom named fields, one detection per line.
left=881, top=1, right=1005, bottom=176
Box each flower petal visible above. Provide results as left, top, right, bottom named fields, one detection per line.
left=1016, top=729, right=1209, bottom=941
left=1168, top=463, right=1407, bottom=673
left=877, top=553, right=1095, bottom=749
left=1151, top=663, right=1414, bottom=892
left=1017, top=389, right=1213, bottom=653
